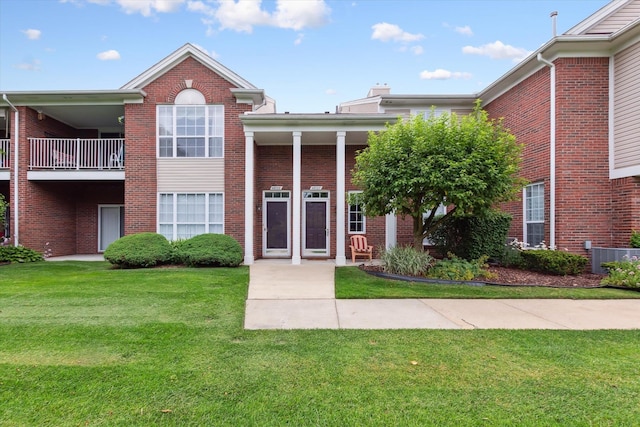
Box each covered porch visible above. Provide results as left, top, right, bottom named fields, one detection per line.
left=241, top=113, right=409, bottom=266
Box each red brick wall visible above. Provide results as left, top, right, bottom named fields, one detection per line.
left=485, top=57, right=611, bottom=256
left=75, top=183, right=124, bottom=253
left=485, top=67, right=551, bottom=244
left=555, top=57, right=610, bottom=253
left=127, top=57, right=252, bottom=245
left=611, top=177, right=640, bottom=247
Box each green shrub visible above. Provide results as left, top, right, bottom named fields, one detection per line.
left=0, top=245, right=44, bottom=263
left=174, top=233, right=243, bottom=267
left=520, top=250, right=587, bottom=276
left=630, top=230, right=640, bottom=248
left=499, top=244, right=525, bottom=268
left=427, top=254, right=494, bottom=281
left=601, top=255, right=640, bottom=288
left=380, top=245, right=434, bottom=277
left=104, top=232, right=173, bottom=268
left=427, top=210, right=512, bottom=260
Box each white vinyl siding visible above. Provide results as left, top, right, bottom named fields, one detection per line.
left=586, top=1, right=640, bottom=34
left=159, top=193, right=224, bottom=240
left=525, top=183, right=544, bottom=247
left=157, top=159, right=224, bottom=192
left=158, top=105, right=224, bottom=158
left=613, top=41, right=640, bottom=171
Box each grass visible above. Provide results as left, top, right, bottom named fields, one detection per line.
left=335, top=266, right=640, bottom=299
left=1, top=261, right=640, bottom=425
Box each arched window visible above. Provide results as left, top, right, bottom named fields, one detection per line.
left=157, top=88, right=224, bottom=158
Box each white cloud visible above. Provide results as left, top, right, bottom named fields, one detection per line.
left=420, top=69, right=472, bottom=80
left=191, top=43, right=219, bottom=58
left=203, top=0, right=330, bottom=33
left=23, top=29, right=42, bottom=40
left=116, top=0, right=184, bottom=17
left=214, top=0, right=271, bottom=33
left=371, top=22, right=423, bottom=43
left=97, top=49, right=121, bottom=60
left=411, top=45, right=424, bottom=55
left=455, top=25, right=473, bottom=36
left=274, top=0, right=330, bottom=30
left=462, top=40, right=531, bottom=61
left=325, top=88, right=337, bottom=95
left=14, top=59, right=41, bottom=71
left=294, top=33, right=304, bottom=45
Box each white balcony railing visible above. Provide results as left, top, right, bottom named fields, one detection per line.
left=29, top=138, right=124, bottom=170
left=0, top=139, right=9, bottom=169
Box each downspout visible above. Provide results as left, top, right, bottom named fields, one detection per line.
left=536, top=54, right=556, bottom=249
left=2, top=93, right=20, bottom=246
left=2, top=94, right=19, bottom=247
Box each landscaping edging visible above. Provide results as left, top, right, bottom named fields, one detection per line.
left=362, top=269, right=610, bottom=289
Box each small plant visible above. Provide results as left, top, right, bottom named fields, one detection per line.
left=601, top=256, right=640, bottom=289
left=173, top=233, right=243, bottom=267
left=499, top=244, right=525, bottom=268
left=427, top=254, right=495, bottom=281
left=43, top=242, right=53, bottom=258
left=0, top=245, right=44, bottom=263
left=630, top=230, right=640, bottom=249
left=104, top=232, right=173, bottom=268
left=380, top=245, right=434, bottom=276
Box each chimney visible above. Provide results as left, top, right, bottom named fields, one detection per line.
left=550, top=11, right=558, bottom=37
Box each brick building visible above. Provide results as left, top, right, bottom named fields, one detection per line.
left=1, top=0, right=639, bottom=265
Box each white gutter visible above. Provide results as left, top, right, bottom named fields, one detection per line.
left=2, top=94, right=19, bottom=247
left=536, top=54, right=556, bottom=249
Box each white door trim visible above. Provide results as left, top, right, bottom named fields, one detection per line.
left=98, top=204, right=124, bottom=252
left=262, top=191, right=291, bottom=258
left=302, top=190, right=330, bottom=257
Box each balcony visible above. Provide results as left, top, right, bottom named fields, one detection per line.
left=28, top=138, right=124, bottom=181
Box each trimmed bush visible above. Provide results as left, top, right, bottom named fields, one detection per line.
left=427, top=210, right=512, bottom=261
left=520, top=250, right=587, bottom=276
left=380, top=245, right=434, bottom=277
left=174, top=233, right=243, bottom=267
left=104, top=232, right=173, bottom=268
left=631, top=230, right=640, bottom=249
left=0, top=245, right=44, bottom=263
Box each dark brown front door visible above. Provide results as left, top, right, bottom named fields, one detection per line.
left=305, top=201, right=327, bottom=251
left=266, top=201, right=288, bottom=250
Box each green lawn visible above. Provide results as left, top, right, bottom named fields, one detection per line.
left=1, top=261, right=640, bottom=426
left=336, top=266, right=640, bottom=299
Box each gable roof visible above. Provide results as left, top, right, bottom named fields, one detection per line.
left=121, top=43, right=258, bottom=90
left=566, top=0, right=640, bottom=35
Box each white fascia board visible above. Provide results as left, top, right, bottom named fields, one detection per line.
left=565, top=0, right=632, bottom=35
left=121, top=43, right=257, bottom=90
left=27, top=171, right=125, bottom=181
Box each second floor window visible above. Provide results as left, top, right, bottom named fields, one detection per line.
left=158, top=104, right=224, bottom=158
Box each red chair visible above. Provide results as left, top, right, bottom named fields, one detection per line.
left=350, top=235, right=373, bottom=263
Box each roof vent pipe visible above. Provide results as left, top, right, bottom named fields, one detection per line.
left=550, top=11, right=558, bottom=37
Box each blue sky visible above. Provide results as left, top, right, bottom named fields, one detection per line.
left=0, top=0, right=610, bottom=113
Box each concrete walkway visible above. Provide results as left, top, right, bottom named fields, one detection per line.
left=245, top=260, right=640, bottom=330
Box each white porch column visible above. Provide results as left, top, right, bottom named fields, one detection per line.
left=243, top=131, right=255, bottom=265
left=292, top=131, right=302, bottom=265
left=335, top=131, right=347, bottom=266
left=385, top=213, right=397, bottom=249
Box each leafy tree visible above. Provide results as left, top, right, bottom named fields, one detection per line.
left=0, top=193, right=7, bottom=234
left=352, top=100, right=525, bottom=249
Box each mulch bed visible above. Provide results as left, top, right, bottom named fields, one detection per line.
left=360, top=264, right=606, bottom=288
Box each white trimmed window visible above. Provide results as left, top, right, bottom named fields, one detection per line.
left=157, top=103, right=224, bottom=158
left=159, top=193, right=224, bottom=240
left=525, top=183, right=544, bottom=246
left=348, top=191, right=365, bottom=234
